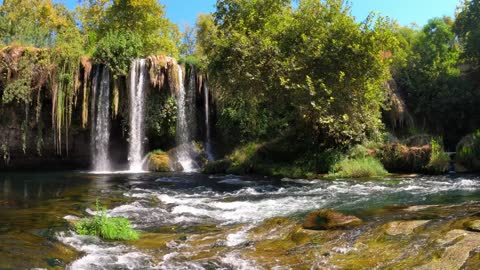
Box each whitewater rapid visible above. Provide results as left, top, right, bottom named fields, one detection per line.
left=59, top=174, right=480, bottom=269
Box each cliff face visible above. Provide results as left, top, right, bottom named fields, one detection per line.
left=0, top=47, right=210, bottom=170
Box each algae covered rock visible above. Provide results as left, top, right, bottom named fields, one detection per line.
left=302, top=209, right=362, bottom=230
left=456, top=130, right=480, bottom=172
left=384, top=220, right=429, bottom=236
left=147, top=150, right=171, bottom=172
left=415, top=229, right=480, bottom=270
left=465, top=220, right=480, bottom=232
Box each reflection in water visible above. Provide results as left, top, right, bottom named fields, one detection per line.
left=3, top=177, right=10, bottom=197
left=23, top=182, right=28, bottom=199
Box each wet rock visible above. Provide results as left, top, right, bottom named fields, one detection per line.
left=148, top=152, right=171, bottom=172
left=415, top=229, right=480, bottom=270
left=302, top=209, right=362, bottom=230
left=384, top=220, right=430, bottom=236
left=465, top=220, right=480, bottom=232
left=403, top=205, right=437, bottom=212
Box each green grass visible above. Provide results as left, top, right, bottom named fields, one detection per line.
left=149, top=149, right=166, bottom=155
left=75, top=201, right=139, bottom=241
left=328, top=156, right=388, bottom=178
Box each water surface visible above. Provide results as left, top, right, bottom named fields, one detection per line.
left=1, top=172, right=480, bottom=269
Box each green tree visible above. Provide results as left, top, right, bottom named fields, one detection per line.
left=396, top=17, right=479, bottom=146
left=100, top=0, right=180, bottom=57
left=77, top=0, right=111, bottom=53
left=454, top=0, right=480, bottom=66
left=201, top=0, right=395, bottom=147
left=0, top=0, right=72, bottom=47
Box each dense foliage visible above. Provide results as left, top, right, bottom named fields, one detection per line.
left=197, top=0, right=396, bottom=148
left=0, top=0, right=479, bottom=174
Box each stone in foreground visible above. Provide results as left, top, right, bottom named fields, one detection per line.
left=302, top=209, right=362, bottom=230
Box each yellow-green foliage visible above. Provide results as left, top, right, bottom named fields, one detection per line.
left=228, top=142, right=261, bottom=167
left=75, top=201, right=139, bottom=241
left=329, top=156, right=388, bottom=178
left=425, top=138, right=449, bottom=174
left=148, top=150, right=171, bottom=172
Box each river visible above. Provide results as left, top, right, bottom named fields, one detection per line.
left=1, top=172, right=480, bottom=269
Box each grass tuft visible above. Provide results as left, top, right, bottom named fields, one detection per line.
left=328, top=156, right=388, bottom=178
left=75, top=200, right=139, bottom=241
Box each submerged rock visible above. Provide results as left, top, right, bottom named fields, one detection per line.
left=148, top=152, right=171, bottom=172
left=384, top=220, right=430, bottom=236
left=465, top=220, right=480, bottom=232
left=415, top=229, right=480, bottom=270
left=302, top=209, right=362, bottom=230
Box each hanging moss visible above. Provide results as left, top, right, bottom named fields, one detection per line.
left=80, top=56, right=92, bottom=128
left=166, top=57, right=180, bottom=96
left=147, top=55, right=168, bottom=89
left=112, top=76, right=119, bottom=118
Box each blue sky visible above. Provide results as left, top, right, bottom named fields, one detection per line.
left=57, top=0, right=459, bottom=29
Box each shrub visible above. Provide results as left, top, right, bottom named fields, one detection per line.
left=328, top=156, right=388, bottom=178
left=75, top=201, right=139, bottom=241
left=94, top=30, right=143, bottom=76
left=203, top=159, right=231, bottom=174
left=425, top=138, right=449, bottom=174
left=378, top=143, right=431, bottom=173
left=456, top=130, right=480, bottom=171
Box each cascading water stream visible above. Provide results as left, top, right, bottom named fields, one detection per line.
left=175, top=65, right=198, bottom=172
left=128, top=59, right=147, bottom=172
left=91, top=66, right=112, bottom=172
left=204, top=82, right=214, bottom=160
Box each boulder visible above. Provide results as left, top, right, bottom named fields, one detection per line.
left=303, top=209, right=362, bottom=230
left=147, top=152, right=171, bottom=172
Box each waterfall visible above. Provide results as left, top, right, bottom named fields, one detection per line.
left=176, top=65, right=198, bottom=172
left=204, top=82, right=214, bottom=160
left=91, top=66, right=112, bottom=172
left=128, top=59, right=147, bottom=172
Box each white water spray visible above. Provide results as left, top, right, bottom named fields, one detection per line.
left=128, top=59, right=147, bottom=172
left=91, top=66, right=112, bottom=172
left=204, top=82, right=214, bottom=160
left=175, top=65, right=198, bottom=172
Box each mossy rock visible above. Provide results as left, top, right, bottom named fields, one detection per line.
left=456, top=130, right=480, bottom=172
left=383, top=220, right=430, bottom=236
left=148, top=152, right=171, bottom=172
left=378, top=143, right=431, bottom=173
left=202, top=159, right=231, bottom=174
left=465, top=220, right=480, bottom=232
left=303, top=209, right=362, bottom=230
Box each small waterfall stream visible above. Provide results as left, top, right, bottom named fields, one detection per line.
left=176, top=65, right=198, bottom=172
left=204, top=81, right=214, bottom=160
left=128, top=59, right=147, bottom=172
left=91, top=66, right=112, bottom=172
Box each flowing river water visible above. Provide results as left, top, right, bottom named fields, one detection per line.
left=2, top=172, right=480, bottom=269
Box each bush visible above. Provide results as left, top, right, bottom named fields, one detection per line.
left=425, top=139, right=449, bottom=174
left=456, top=130, right=480, bottom=171
left=94, top=30, right=143, bottom=76
left=75, top=201, right=139, bottom=241
left=328, top=156, right=388, bottom=178
left=378, top=143, right=431, bottom=173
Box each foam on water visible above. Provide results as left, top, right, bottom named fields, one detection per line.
left=60, top=174, right=480, bottom=269
left=58, top=232, right=153, bottom=270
